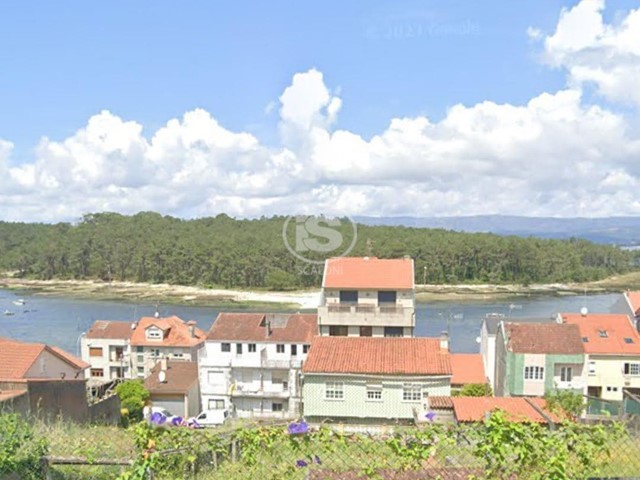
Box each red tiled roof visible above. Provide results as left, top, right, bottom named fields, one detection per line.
left=86, top=320, right=134, bottom=340
left=0, top=389, right=27, bottom=402
left=625, top=291, right=640, bottom=316
left=428, top=396, right=454, bottom=409
left=560, top=313, right=640, bottom=355
left=130, top=316, right=206, bottom=347
left=207, top=313, right=318, bottom=343
left=144, top=361, right=199, bottom=395
left=303, top=337, right=451, bottom=375
left=0, top=337, right=88, bottom=379
left=450, top=354, right=486, bottom=385
left=452, top=397, right=561, bottom=423
left=505, top=323, right=584, bottom=355
left=323, top=257, right=414, bottom=289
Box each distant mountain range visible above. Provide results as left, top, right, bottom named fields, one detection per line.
left=354, top=215, right=640, bottom=246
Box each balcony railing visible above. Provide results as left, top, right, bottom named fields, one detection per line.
left=327, top=304, right=408, bottom=315
left=319, top=303, right=415, bottom=327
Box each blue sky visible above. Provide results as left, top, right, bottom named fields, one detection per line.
left=0, top=0, right=639, bottom=221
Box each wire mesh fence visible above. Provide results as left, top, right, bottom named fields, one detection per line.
left=13, top=414, right=639, bottom=480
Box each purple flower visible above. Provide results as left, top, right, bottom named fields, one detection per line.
left=287, top=421, right=309, bottom=435
left=150, top=412, right=166, bottom=425
left=313, top=455, right=321, bottom=464
left=296, top=459, right=308, bottom=468
left=425, top=411, right=436, bottom=422
left=171, top=416, right=183, bottom=426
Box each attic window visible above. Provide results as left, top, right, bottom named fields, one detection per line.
left=146, top=328, right=163, bottom=340
left=598, top=330, right=608, bottom=338
left=625, top=338, right=634, bottom=344
left=582, top=337, right=589, bottom=343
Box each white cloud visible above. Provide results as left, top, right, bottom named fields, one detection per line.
left=539, top=0, right=640, bottom=105
left=1, top=2, right=640, bottom=222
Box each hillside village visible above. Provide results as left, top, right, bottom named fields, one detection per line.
left=2, top=256, right=640, bottom=427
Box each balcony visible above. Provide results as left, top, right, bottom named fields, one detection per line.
left=318, top=303, right=415, bottom=327
left=231, top=386, right=292, bottom=398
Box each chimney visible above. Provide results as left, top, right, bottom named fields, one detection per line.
left=187, top=320, right=197, bottom=338
left=159, top=357, right=168, bottom=372
left=265, top=319, right=271, bottom=338
left=440, top=331, right=449, bottom=352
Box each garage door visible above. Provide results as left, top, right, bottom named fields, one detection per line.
left=152, top=395, right=185, bottom=417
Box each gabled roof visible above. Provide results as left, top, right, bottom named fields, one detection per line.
left=85, top=320, right=134, bottom=340
left=560, top=313, right=640, bottom=355
left=322, top=257, right=414, bottom=290
left=0, top=336, right=89, bottom=379
left=145, top=361, right=199, bottom=395
left=450, top=354, right=486, bottom=385
left=207, top=313, right=317, bottom=343
left=625, top=291, right=640, bottom=316
left=504, top=323, right=584, bottom=355
left=452, top=397, right=561, bottom=424
left=303, top=337, right=451, bottom=376
left=130, top=316, right=206, bottom=347
left=483, top=315, right=556, bottom=336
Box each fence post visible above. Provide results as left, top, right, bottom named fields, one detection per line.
left=40, top=456, right=51, bottom=480
left=231, top=440, right=238, bottom=462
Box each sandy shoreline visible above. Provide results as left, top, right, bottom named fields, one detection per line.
left=1, top=273, right=637, bottom=308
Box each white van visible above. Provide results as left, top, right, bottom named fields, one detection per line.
left=189, top=409, right=230, bottom=427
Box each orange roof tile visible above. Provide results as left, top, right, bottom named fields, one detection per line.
left=428, top=396, right=454, bottom=409
left=130, top=316, right=206, bottom=347
left=86, top=320, right=134, bottom=340
left=450, top=354, right=486, bottom=386
left=560, top=313, right=640, bottom=355
left=452, top=397, right=561, bottom=423
left=207, top=313, right=317, bottom=343
left=625, top=291, right=640, bottom=316
left=0, top=389, right=27, bottom=402
left=0, top=337, right=88, bottom=379
left=303, top=337, right=451, bottom=375
left=323, top=257, right=414, bottom=290
left=505, top=323, right=584, bottom=355
left=145, top=361, right=199, bottom=395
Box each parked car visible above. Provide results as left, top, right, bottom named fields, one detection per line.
left=188, top=409, right=230, bottom=427
left=144, top=406, right=183, bottom=426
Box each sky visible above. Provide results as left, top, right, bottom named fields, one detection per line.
left=0, top=0, right=639, bottom=222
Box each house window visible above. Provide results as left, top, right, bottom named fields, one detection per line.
left=248, top=344, right=256, bottom=353
left=339, top=290, right=358, bottom=303
left=402, top=384, right=422, bottom=402
left=325, top=382, right=344, bottom=400
left=588, top=361, right=596, bottom=375
left=624, top=363, right=640, bottom=376
left=329, top=326, right=348, bottom=336
left=146, top=328, right=163, bottom=340
left=277, top=344, right=285, bottom=354
left=136, top=346, right=143, bottom=353
left=272, top=402, right=283, bottom=412
left=89, top=347, right=103, bottom=357
left=384, top=327, right=403, bottom=337
left=366, top=384, right=382, bottom=401
left=291, top=345, right=297, bottom=356
left=208, top=399, right=225, bottom=410
left=378, top=291, right=397, bottom=304
left=359, top=326, right=372, bottom=337
left=90, top=368, right=104, bottom=378
left=221, top=343, right=231, bottom=353
left=236, top=343, right=243, bottom=355
left=524, top=366, right=544, bottom=381
left=137, top=367, right=144, bottom=377
left=560, top=366, right=573, bottom=382
left=303, top=345, right=310, bottom=354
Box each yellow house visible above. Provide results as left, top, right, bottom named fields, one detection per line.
left=559, top=313, right=640, bottom=401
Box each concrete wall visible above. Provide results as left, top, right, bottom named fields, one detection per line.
left=88, top=395, right=121, bottom=425
left=24, top=350, right=84, bottom=381
left=0, top=391, right=30, bottom=416
left=303, top=375, right=451, bottom=422
left=27, top=380, right=89, bottom=422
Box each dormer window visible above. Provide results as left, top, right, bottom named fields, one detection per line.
left=625, top=338, right=634, bottom=344
left=146, top=327, right=163, bottom=341
left=582, top=337, right=589, bottom=343
left=598, top=330, right=608, bottom=338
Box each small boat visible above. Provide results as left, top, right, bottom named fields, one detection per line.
left=3, top=310, right=14, bottom=316
left=12, top=299, right=25, bottom=306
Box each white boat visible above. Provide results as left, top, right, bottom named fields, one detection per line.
left=12, top=299, right=25, bottom=306
left=3, top=310, right=14, bottom=316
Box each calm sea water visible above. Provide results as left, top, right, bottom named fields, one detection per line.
left=0, top=288, right=623, bottom=355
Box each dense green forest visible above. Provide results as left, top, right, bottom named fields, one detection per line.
left=0, top=212, right=636, bottom=289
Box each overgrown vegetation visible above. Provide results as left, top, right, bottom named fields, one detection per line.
left=455, top=383, right=493, bottom=397
left=544, top=389, right=585, bottom=419
left=115, top=380, right=150, bottom=422
left=0, top=413, right=47, bottom=479
left=0, top=212, right=636, bottom=289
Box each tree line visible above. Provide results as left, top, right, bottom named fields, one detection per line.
left=0, top=212, right=636, bottom=290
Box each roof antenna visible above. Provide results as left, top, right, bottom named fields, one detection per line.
left=581, top=287, right=588, bottom=317
left=154, top=303, right=160, bottom=319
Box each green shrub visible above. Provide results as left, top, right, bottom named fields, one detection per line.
left=0, top=413, right=48, bottom=479
left=115, top=380, right=150, bottom=421
left=456, top=383, right=492, bottom=397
